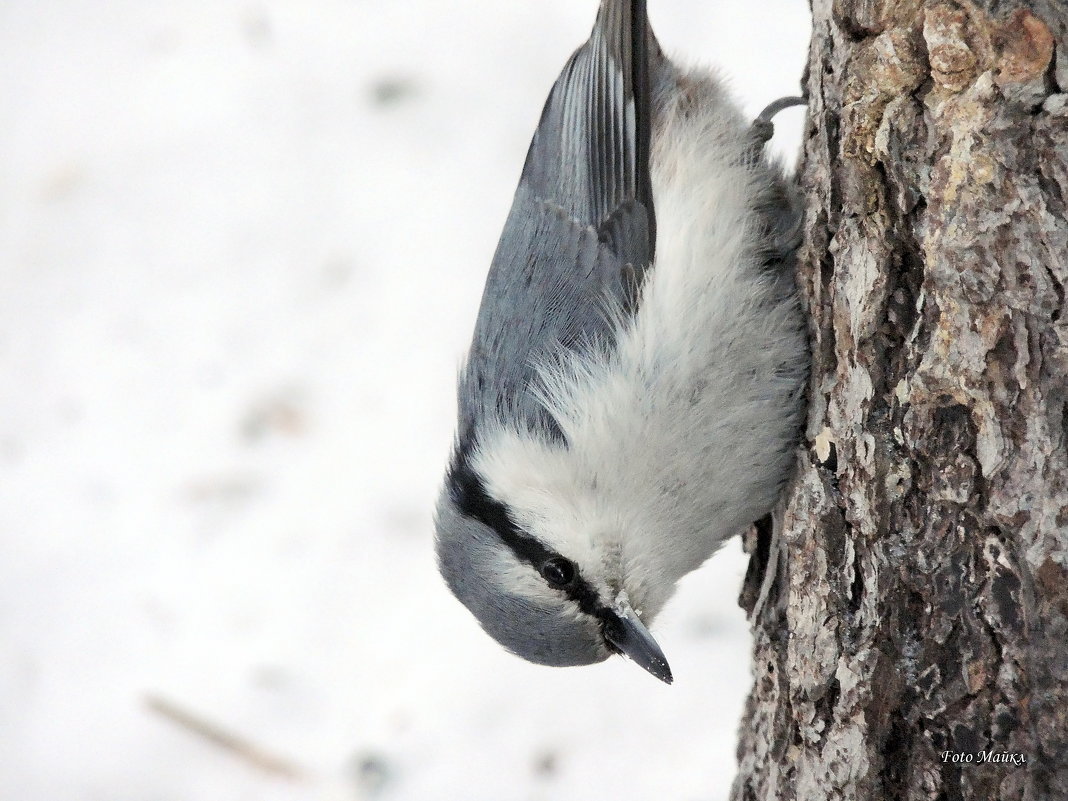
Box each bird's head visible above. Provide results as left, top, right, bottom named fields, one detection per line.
left=434, top=430, right=672, bottom=684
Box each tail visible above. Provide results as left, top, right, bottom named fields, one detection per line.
left=588, top=0, right=655, bottom=231
left=517, top=0, right=658, bottom=267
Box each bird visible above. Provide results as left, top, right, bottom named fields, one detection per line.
left=435, top=0, right=808, bottom=684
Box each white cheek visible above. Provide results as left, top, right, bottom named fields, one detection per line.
left=472, top=425, right=624, bottom=585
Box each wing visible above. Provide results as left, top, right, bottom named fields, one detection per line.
left=458, top=0, right=657, bottom=444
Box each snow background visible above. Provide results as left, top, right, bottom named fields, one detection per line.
left=0, top=2, right=809, bottom=799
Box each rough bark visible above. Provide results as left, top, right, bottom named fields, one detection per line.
left=732, top=1, right=1068, bottom=800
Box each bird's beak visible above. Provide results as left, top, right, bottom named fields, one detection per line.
left=604, top=596, right=673, bottom=684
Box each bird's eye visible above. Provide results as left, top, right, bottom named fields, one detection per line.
left=540, top=557, right=575, bottom=588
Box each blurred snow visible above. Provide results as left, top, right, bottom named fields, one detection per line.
left=0, top=2, right=809, bottom=799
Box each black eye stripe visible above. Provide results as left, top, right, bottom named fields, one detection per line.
left=447, top=452, right=605, bottom=619
left=447, top=456, right=554, bottom=564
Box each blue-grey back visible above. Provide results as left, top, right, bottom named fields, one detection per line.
left=457, top=188, right=635, bottom=442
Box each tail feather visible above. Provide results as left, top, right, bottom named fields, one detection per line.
left=518, top=0, right=657, bottom=267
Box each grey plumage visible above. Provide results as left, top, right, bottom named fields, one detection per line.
left=456, top=0, right=656, bottom=444
left=436, top=0, right=808, bottom=683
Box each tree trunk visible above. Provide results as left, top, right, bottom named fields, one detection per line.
left=732, top=1, right=1068, bottom=799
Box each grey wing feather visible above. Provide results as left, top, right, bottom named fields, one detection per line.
left=458, top=0, right=657, bottom=443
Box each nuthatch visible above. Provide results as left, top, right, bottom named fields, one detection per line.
left=435, top=0, right=808, bottom=684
